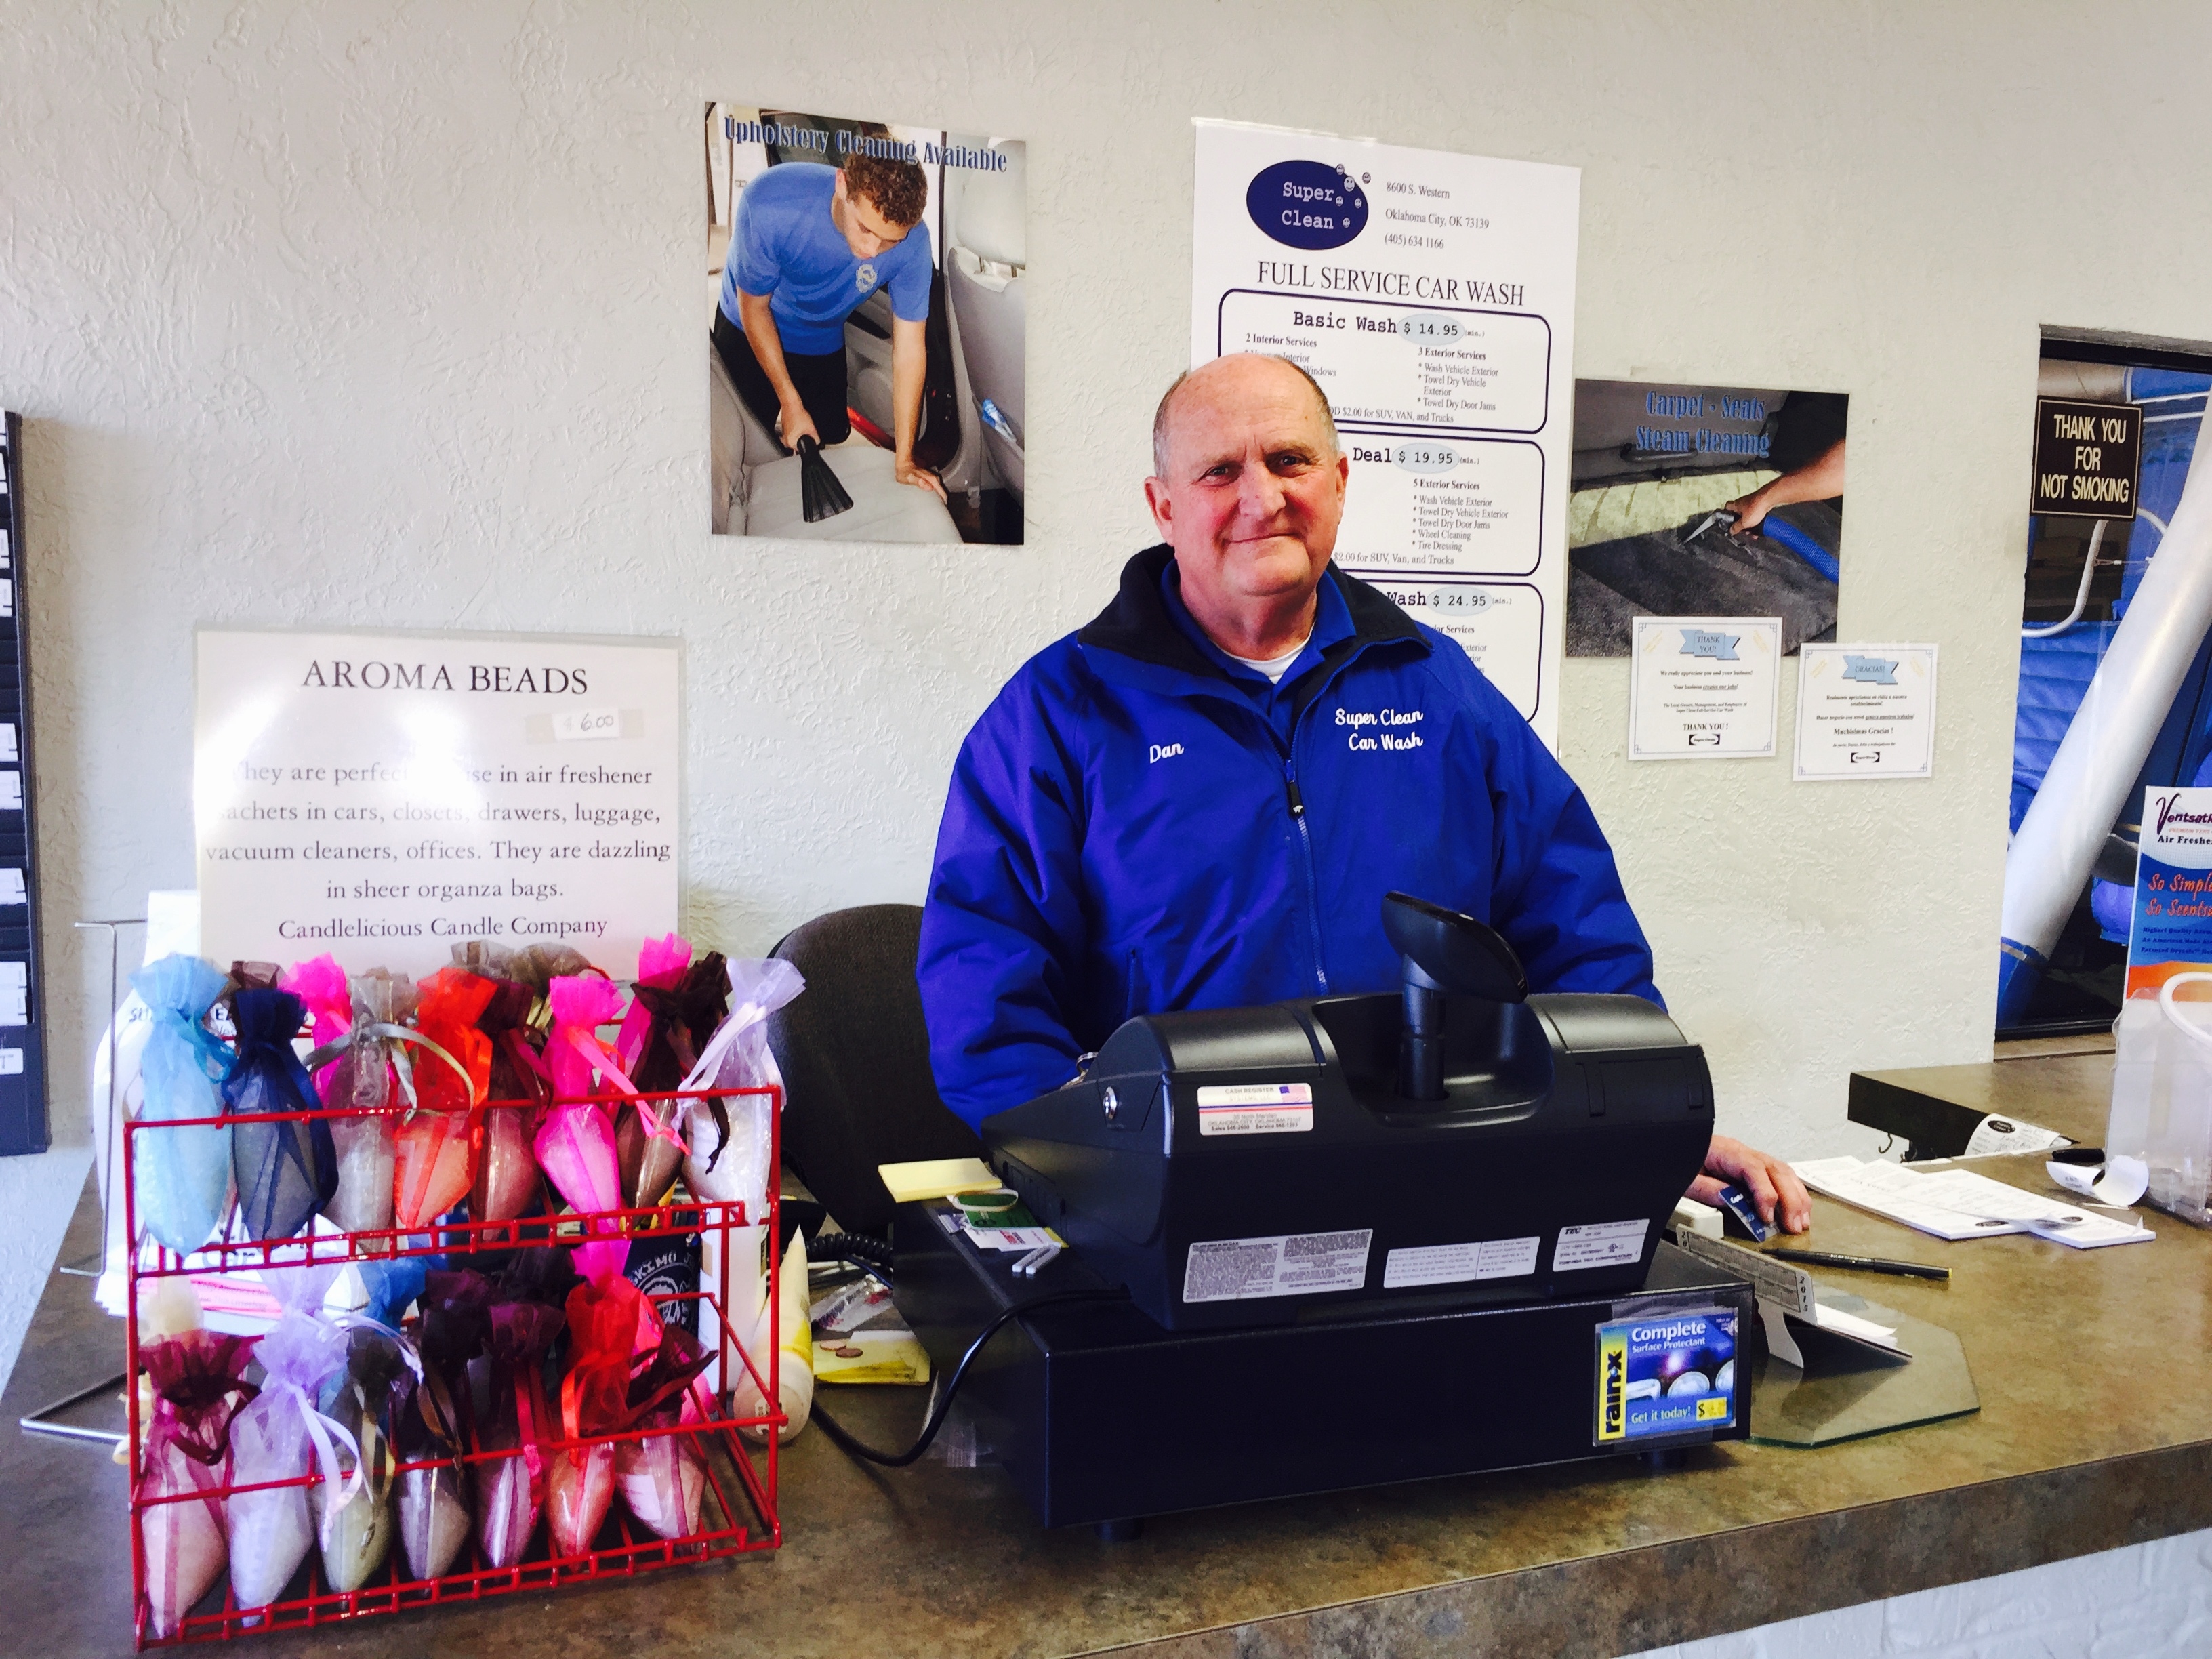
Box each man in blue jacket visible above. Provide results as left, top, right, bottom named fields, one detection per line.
left=918, top=353, right=1808, bottom=1230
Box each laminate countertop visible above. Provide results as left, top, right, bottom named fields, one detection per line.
left=6, top=1067, right=2206, bottom=1658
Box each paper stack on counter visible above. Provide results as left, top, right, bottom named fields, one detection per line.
left=877, top=1157, right=1003, bottom=1204
left=1793, top=1156, right=2153, bottom=1249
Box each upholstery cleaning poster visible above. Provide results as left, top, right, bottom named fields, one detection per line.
left=1189, top=119, right=1578, bottom=749
left=2125, top=785, right=2212, bottom=995
left=194, top=629, right=679, bottom=978
left=705, top=103, right=1027, bottom=546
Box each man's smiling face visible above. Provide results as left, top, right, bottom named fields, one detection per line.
left=1145, top=355, right=1349, bottom=622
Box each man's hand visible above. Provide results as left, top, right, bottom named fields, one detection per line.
left=779, top=399, right=821, bottom=451
left=895, top=456, right=947, bottom=501
left=1722, top=488, right=1772, bottom=533
left=1687, top=1133, right=1811, bottom=1233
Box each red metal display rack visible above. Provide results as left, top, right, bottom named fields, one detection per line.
left=121, top=1085, right=784, bottom=1647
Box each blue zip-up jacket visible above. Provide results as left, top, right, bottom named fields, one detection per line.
left=918, top=544, right=1660, bottom=1130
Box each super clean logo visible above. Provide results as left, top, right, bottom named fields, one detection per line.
left=1246, top=160, right=1369, bottom=251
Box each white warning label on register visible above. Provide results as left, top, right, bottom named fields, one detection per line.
left=1183, top=1227, right=1372, bottom=1303
left=1552, top=1219, right=1648, bottom=1271
left=1195, top=1082, right=1313, bottom=1136
left=1382, top=1235, right=1540, bottom=1288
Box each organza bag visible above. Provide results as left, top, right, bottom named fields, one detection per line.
left=129, top=956, right=237, bottom=1256
left=226, top=1268, right=361, bottom=1609
left=533, top=976, right=628, bottom=1220
left=227, top=989, right=338, bottom=1242
left=679, top=959, right=804, bottom=1208
left=282, top=956, right=352, bottom=1081
left=612, top=936, right=692, bottom=1209
left=393, top=968, right=494, bottom=1230
left=613, top=1324, right=715, bottom=1541
left=505, top=943, right=595, bottom=994
left=316, top=971, right=414, bottom=1235
left=397, top=1271, right=491, bottom=1581
left=613, top=935, right=691, bottom=1074
left=617, top=943, right=730, bottom=1209
left=544, top=1241, right=657, bottom=1557
left=472, top=1300, right=565, bottom=1569
left=139, top=1330, right=259, bottom=1639
left=473, top=977, right=551, bottom=1226
left=313, top=1258, right=424, bottom=1593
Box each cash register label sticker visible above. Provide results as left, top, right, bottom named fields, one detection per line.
left=1195, top=1082, right=1314, bottom=1136
left=1554, top=1218, right=1647, bottom=1271
left=1382, top=1235, right=1540, bottom=1288
left=1183, top=1227, right=1372, bottom=1303
left=1594, top=1308, right=1737, bottom=1443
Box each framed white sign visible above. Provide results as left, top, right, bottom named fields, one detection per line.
left=194, top=628, right=680, bottom=976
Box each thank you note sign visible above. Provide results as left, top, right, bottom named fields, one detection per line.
left=1627, top=617, right=1781, bottom=761
left=195, top=629, right=679, bottom=976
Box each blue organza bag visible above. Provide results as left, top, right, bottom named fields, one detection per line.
left=226, top=988, right=339, bottom=1241
left=129, top=955, right=237, bottom=1255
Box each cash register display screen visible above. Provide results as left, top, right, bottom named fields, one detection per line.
left=1594, top=1309, right=1738, bottom=1443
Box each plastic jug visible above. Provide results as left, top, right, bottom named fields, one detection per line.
left=2107, top=975, right=2212, bottom=1226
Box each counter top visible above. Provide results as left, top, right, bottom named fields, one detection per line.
left=6, top=1076, right=2208, bottom=1658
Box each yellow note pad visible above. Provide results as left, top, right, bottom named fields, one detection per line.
left=876, top=1156, right=1002, bottom=1205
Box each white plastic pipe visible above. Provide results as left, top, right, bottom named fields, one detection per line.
left=2001, top=419, right=2212, bottom=979
left=2022, top=518, right=2105, bottom=639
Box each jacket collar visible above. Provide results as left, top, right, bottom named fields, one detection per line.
left=1076, top=544, right=1427, bottom=694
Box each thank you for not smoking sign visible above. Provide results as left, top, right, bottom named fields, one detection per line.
left=2033, top=397, right=2141, bottom=520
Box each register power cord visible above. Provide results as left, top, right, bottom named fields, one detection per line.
left=808, top=1287, right=1130, bottom=1469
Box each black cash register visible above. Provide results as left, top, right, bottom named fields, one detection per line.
left=890, top=895, right=1756, bottom=1533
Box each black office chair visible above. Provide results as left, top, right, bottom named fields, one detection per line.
left=765, top=903, right=985, bottom=1237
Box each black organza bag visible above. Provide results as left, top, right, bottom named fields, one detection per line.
left=227, top=987, right=339, bottom=1240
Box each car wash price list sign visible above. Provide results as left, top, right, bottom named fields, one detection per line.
left=1191, top=119, right=1580, bottom=747
left=195, top=628, right=680, bottom=979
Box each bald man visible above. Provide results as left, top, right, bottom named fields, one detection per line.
left=918, top=354, right=1809, bottom=1231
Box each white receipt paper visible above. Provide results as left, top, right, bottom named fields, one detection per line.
left=1184, top=1228, right=1372, bottom=1303
left=1382, top=1235, right=1540, bottom=1288
left=1963, top=1113, right=2071, bottom=1157
left=1552, top=1218, right=1647, bottom=1271
left=1794, top=1156, right=2152, bottom=1249
left=2047, top=1155, right=2150, bottom=1208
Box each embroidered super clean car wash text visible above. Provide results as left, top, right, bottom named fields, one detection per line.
left=1336, top=705, right=1425, bottom=751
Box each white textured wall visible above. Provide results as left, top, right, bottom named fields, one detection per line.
left=3, top=0, right=2209, bottom=1641
left=14, top=0, right=2186, bottom=1162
